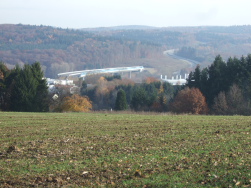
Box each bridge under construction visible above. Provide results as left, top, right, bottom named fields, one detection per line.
left=58, top=66, right=144, bottom=79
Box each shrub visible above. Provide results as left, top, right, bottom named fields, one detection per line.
left=60, top=94, right=92, bottom=112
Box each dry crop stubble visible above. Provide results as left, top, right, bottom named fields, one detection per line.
left=0, top=112, right=251, bottom=187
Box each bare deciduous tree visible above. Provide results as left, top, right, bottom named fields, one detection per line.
left=212, top=91, right=228, bottom=115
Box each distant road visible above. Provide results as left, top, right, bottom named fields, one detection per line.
left=163, top=49, right=200, bottom=68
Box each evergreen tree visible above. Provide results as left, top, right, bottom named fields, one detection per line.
left=10, top=63, right=48, bottom=112
left=32, top=62, right=49, bottom=112
left=10, top=64, right=37, bottom=111
left=163, top=82, right=174, bottom=96
left=116, top=84, right=134, bottom=105
left=245, top=55, right=251, bottom=99
left=200, top=68, right=209, bottom=97
left=162, top=82, right=175, bottom=109
left=226, top=57, right=239, bottom=86
left=207, top=55, right=228, bottom=106
left=131, top=87, right=147, bottom=111
left=188, top=65, right=202, bottom=88
left=143, top=83, right=158, bottom=107
left=80, top=80, right=88, bottom=96
left=0, top=62, right=10, bottom=110
left=114, top=89, right=127, bottom=111
left=34, top=78, right=49, bottom=112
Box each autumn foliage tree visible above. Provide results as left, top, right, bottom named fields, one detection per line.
left=171, top=87, right=208, bottom=114
left=144, top=77, right=159, bottom=84
left=152, top=85, right=168, bottom=112
left=60, top=94, right=92, bottom=112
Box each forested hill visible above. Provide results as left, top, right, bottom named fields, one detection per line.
left=84, top=25, right=251, bottom=63
left=0, top=24, right=164, bottom=78
left=1, top=24, right=251, bottom=78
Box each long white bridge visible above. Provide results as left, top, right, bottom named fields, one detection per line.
left=58, top=66, right=144, bottom=79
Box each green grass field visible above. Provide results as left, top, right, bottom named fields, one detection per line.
left=0, top=112, right=251, bottom=187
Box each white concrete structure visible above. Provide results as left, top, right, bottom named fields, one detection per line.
left=46, top=78, right=74, bottom=86
left=161, top=74, right=189, bottom=85
left=57, top=66, right=144, bottom=79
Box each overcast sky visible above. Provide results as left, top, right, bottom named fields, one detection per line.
left=1, top=0, right=251, bottom=28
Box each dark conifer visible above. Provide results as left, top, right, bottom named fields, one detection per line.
left=10, top=62, right=48, bottom=112
left=114, top=89, right=127, bottom=111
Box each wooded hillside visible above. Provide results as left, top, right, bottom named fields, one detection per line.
left=0, top=24, right=164, bottom=78
left=89, top=25, right=251, bottom=63
left=1, top=24, right=251, bottom=78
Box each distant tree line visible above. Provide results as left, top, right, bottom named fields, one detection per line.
left=2, top=54, right=251, bottom=115
left=81, top=75, right=180, bottom=112
left=83, top=54, right=251, bottom=115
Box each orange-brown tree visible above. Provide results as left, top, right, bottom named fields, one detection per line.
left=60, top=94, right=92, bottom=112
left=171, top=87, right=208, bottom=114
left=144, top=77, right=159, bottom=84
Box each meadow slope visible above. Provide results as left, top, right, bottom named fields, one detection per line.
left=0, top=112, right=251, bottom=187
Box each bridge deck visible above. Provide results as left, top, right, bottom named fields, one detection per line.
left=58, top=66, right=144, bottom=78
